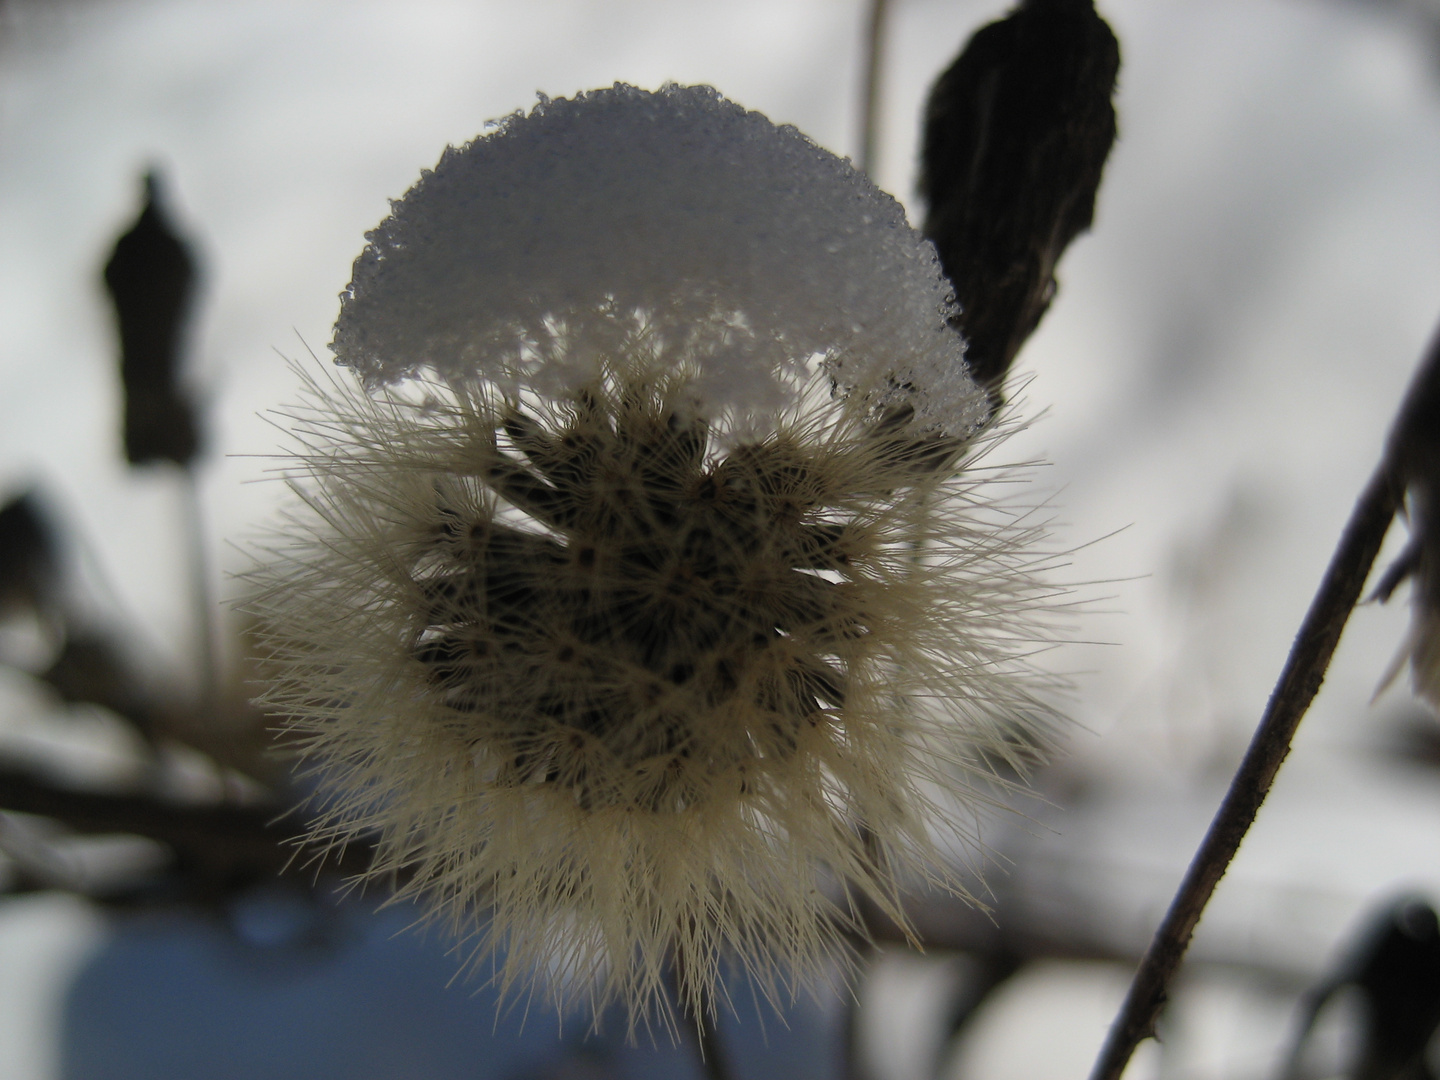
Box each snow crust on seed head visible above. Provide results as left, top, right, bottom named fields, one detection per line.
left=331, top=83, right=984, bottom=437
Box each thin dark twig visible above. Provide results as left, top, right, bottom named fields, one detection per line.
left=692, top=1011, right=733, bottom=1080
left=839, top=946, right=876, bottom=1080
left=857, top=0, right=889, bottom=176
left=181, top=466, right=220, bottom=705
left=672, top=945, right=736, bottom=1080
left=1089, top=464, right=1400, bottom=1080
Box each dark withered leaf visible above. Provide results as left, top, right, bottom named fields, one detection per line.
left=1282, top=896, right=1440, bottom=1080
left=920, top=0, right=1119, bottom=399
left=1377, top=325, right=1440, bottom=709
left=103, top=171, right=201, bottom=467
left=0, top=491, right=58, bottom=618
left=1388, top=321, right=1440, bottom=497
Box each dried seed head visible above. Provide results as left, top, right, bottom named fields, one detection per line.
left=250, top=84, right=1069, bottom=1031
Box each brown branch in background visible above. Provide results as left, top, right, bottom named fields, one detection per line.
left=0, top=733, right=1136, bottom=956
left=36, top=622, right=280, bottom=785
left=41, top=632, right=172, bottom=748
left=0, top=760, right=375, bottom=901
left=0, top=742, right=1137, bottom=969
left=920, top=0, right=1119, bottom=401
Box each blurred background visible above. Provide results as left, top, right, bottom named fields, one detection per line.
left=4, top=0, right=1440, bottom=1077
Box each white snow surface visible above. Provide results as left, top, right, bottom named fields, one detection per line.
left=332, top=83, right=984, bottom=433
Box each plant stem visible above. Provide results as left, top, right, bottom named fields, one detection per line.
left=691, top=1011, right=733, bottom=1080
left=181, top=464, right=219, bottom=704
left=857, top=0, right=889, bottom=176
left=673, top=946, right=736, bottom=1080
left=1089, top=462, right=1399, bottom=1080
left=839, top=945, right=874, bottom=1080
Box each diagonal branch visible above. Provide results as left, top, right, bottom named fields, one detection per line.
left=1089, top=459, right=1400, bottom=1080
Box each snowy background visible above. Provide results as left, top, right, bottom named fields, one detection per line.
left=3, top=0, right=1440, bottom=1077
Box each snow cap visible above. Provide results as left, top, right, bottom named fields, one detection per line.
left=332, top=83, right=983, bottom=435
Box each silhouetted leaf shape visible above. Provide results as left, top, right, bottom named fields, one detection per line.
left=920, top=0, right=1119, bottom=398
left=103, top=171, right=201, bottom=467
left=1284, top=896, right=1440, bottom=1080
left=0, top=491, right=58, bottom=618
left=1348, top=900, right=1440, bottom=1080
left=1377, top=327, right=1440, bottom=710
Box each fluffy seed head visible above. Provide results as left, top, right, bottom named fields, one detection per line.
left=250, top=84, right=1067, bottom=1030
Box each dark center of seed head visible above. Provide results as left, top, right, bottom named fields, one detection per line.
left=413, top=393, right=854, bottom=806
